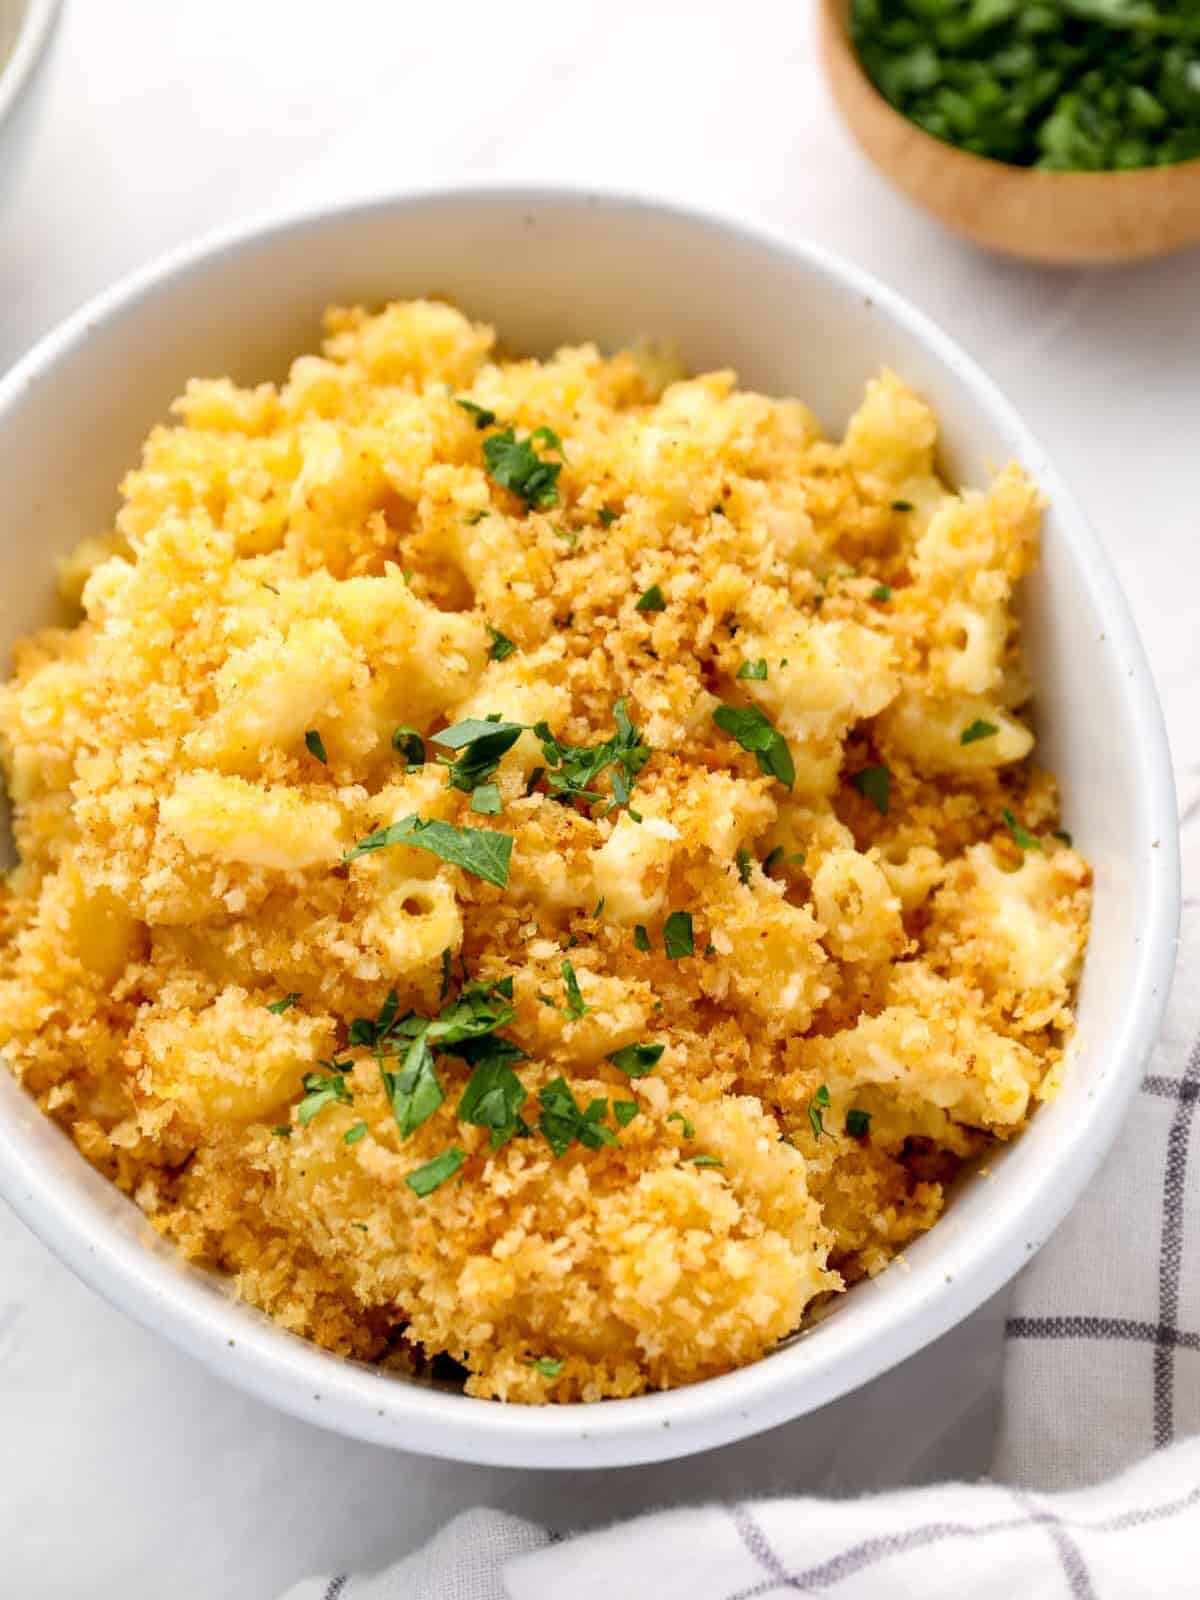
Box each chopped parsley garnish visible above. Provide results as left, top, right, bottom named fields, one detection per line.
left=684, top=1154, right=723, bottom=1168
left=763, top=846, right=784, bottom=873
left=532, top=698, right=650, bottom=817
left=891, top=499, right=914, bottom=512
left=846, top=1109, right=872, bottom=1139
left=713, top=703, right=795, bottom=790
left=524, top=765, right=545, bottom=796
left=633, top=924, right=651, bottom=953
left=343, top=1120, right=368, bottom=1146
left=464, top=509, right=489, bottom=526
left=538, top=1077, right=618, bottom=1157
left=440, top=949, right=452, bottom=1002
left=457, top=1047, right=530, bottom=1150
left=392, top=726, right=426, bottom=766
left=613, top=1100, right=639, bottom=1128
left=871, top=584, right=893, bottom=601
left=432, top=716, right=524, bottom=793
left=266, top=993, right=299, bottom=1014
left=635, top=584, right=666, bottom=613
left=526, top=1357, right=564, bottom=1377
left=455, top=397, right=497, bottom=429
left=850, top=764, right=891, bottom=816
left=471, top=783, right=502, bottom=816
left=607, top=1042, right=664, bottom=1078
left=298, top=1066, right=354, bottom=1126
left=384, top=1033, right=445, bottom=1138
left=663, top=911, right=694, bottom=960
left=561, top=959, right=588, bottom=1019
left=961, top=719, right=999, bottom=746
left=304, top=729, right=328, bottom=764
left=344, top=815, right=512, bottom=888
left=1053, top=829, right=1074, bottom=847
left=406, top=1147, right=465, bottom=1196
left=486, top=623, right=516, bottom=661
left=597, top=507, right=618, bottom=528
left=667, top=1110, right=695, bottom=1139
left=1003, top=807, right=1042, bottom=851
left=808, top=1083, right=833, bottom=1141
left=353, top=978, right=519, bottom=1143
left=482, top=425, right=564, bottom=509
left=736, top=659, right=769, bottom=681
left=593, top=896, right=605, bottom=918
left=736, top=846, right=753, bottom=886
left=271, top=1125, right=292, bottom=1138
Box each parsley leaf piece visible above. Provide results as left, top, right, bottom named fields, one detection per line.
left=736, top=659, right=769, bottom=681
left=526, top=1357, right=564, bottom=1377
left=486, top=623, right=516, bottom=661
left=427, top=980, right=517, bottom=1047
left=633, top=924, right=651, bottom=953
left=663, top=910, right=694, bottom=960
left=538, top=1077, right=618, bottom=1157
left=458, top=1050, right=529, bottom=1150
left=712, top=703, right=795, bottom=790
left=613, top=1100, right=639, bottom=1128
left=763, top=846, right=784, bottom=873
left=597, top=507, right=618, bottom=528
left=343, top=1120, right=368, bottom=1146
left=455, top=397, right=497, bottom=429
left=667, top=1110, right=695, bottom=1139
left=385, top=1033, right=444, bottom=1138
left=271, top=1125, right=292, bottom=1138
left=871, top=584, right=893, bottom=601
left=891, top=499, right=914, bottom=511
left=961, top=718, right=999, bottom=746
left=440, top=949, right=452, bottom=1002
left=735, top=847, right=753, bottom=886
left=266, top=993, right=300, bottom=1014
left=406, top=1147, right=465, bottom=1196
left=1053, top=828, right=1074, bottom=847
left=304, top=729, right=328, bottom=764
left=561, top=959, right=588, bottom=1019
left=684, top=1154, right=723, bottom=1168
left=846, top=1109, right=872, bottom=1139
left=593, top=896, right=605, bottom=918
left=850, top=765, right=891, bottom=816
left=471, top=782, right=502, bottom=816
left=635, top=583, right=666, bottom=613
left=344, top=815, right=512, bottom=888
left=524, top=765, right=545, bottom=796
left=607, top=1042, right=665, bottom=1078
left=808, top=1083, right=833, bottom=1141
left=482, top=425, right=564, bottom=509
left=392, top=726, right=426, bottom=766
left=432, top=717, right=524, bottom=793
left=533, top=698, right=650, bottom=816
left=1003, top=807, right=1042, bottom=851
left=298, top=1067, right=354, bottom=1126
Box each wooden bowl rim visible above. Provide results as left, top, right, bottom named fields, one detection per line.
left=820, top=0, right=1200, bottom=190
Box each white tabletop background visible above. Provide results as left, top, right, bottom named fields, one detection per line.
left=1, top=3, right=1196, bottom=1595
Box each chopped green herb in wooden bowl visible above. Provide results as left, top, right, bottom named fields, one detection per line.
left=819, top=0, right=1200, bottom=262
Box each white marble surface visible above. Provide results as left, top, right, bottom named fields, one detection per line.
left=0, top=3, right=1195, bottom=1595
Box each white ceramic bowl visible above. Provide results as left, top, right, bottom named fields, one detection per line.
left=0, top=0, right=58, bottom=133
left=0, top=188, right=1179, bottom=1469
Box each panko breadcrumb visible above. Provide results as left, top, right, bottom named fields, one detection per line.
left=0, top=300, right=1091, bottom=1402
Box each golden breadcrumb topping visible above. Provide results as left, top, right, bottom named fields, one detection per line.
left=0, top=300, right=1090, bottom=1401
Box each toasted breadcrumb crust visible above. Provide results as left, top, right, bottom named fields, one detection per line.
left=0, top=301, right=1090, bottom=1402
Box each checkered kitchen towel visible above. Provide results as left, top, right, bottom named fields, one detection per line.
left=285, top=852, right=1198, bottom=1599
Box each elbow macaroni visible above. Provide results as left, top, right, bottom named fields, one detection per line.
left=0, top=301, right=1089, bottom=1403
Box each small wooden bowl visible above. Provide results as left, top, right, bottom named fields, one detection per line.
left=819, top=0, right=1200, bottom=266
